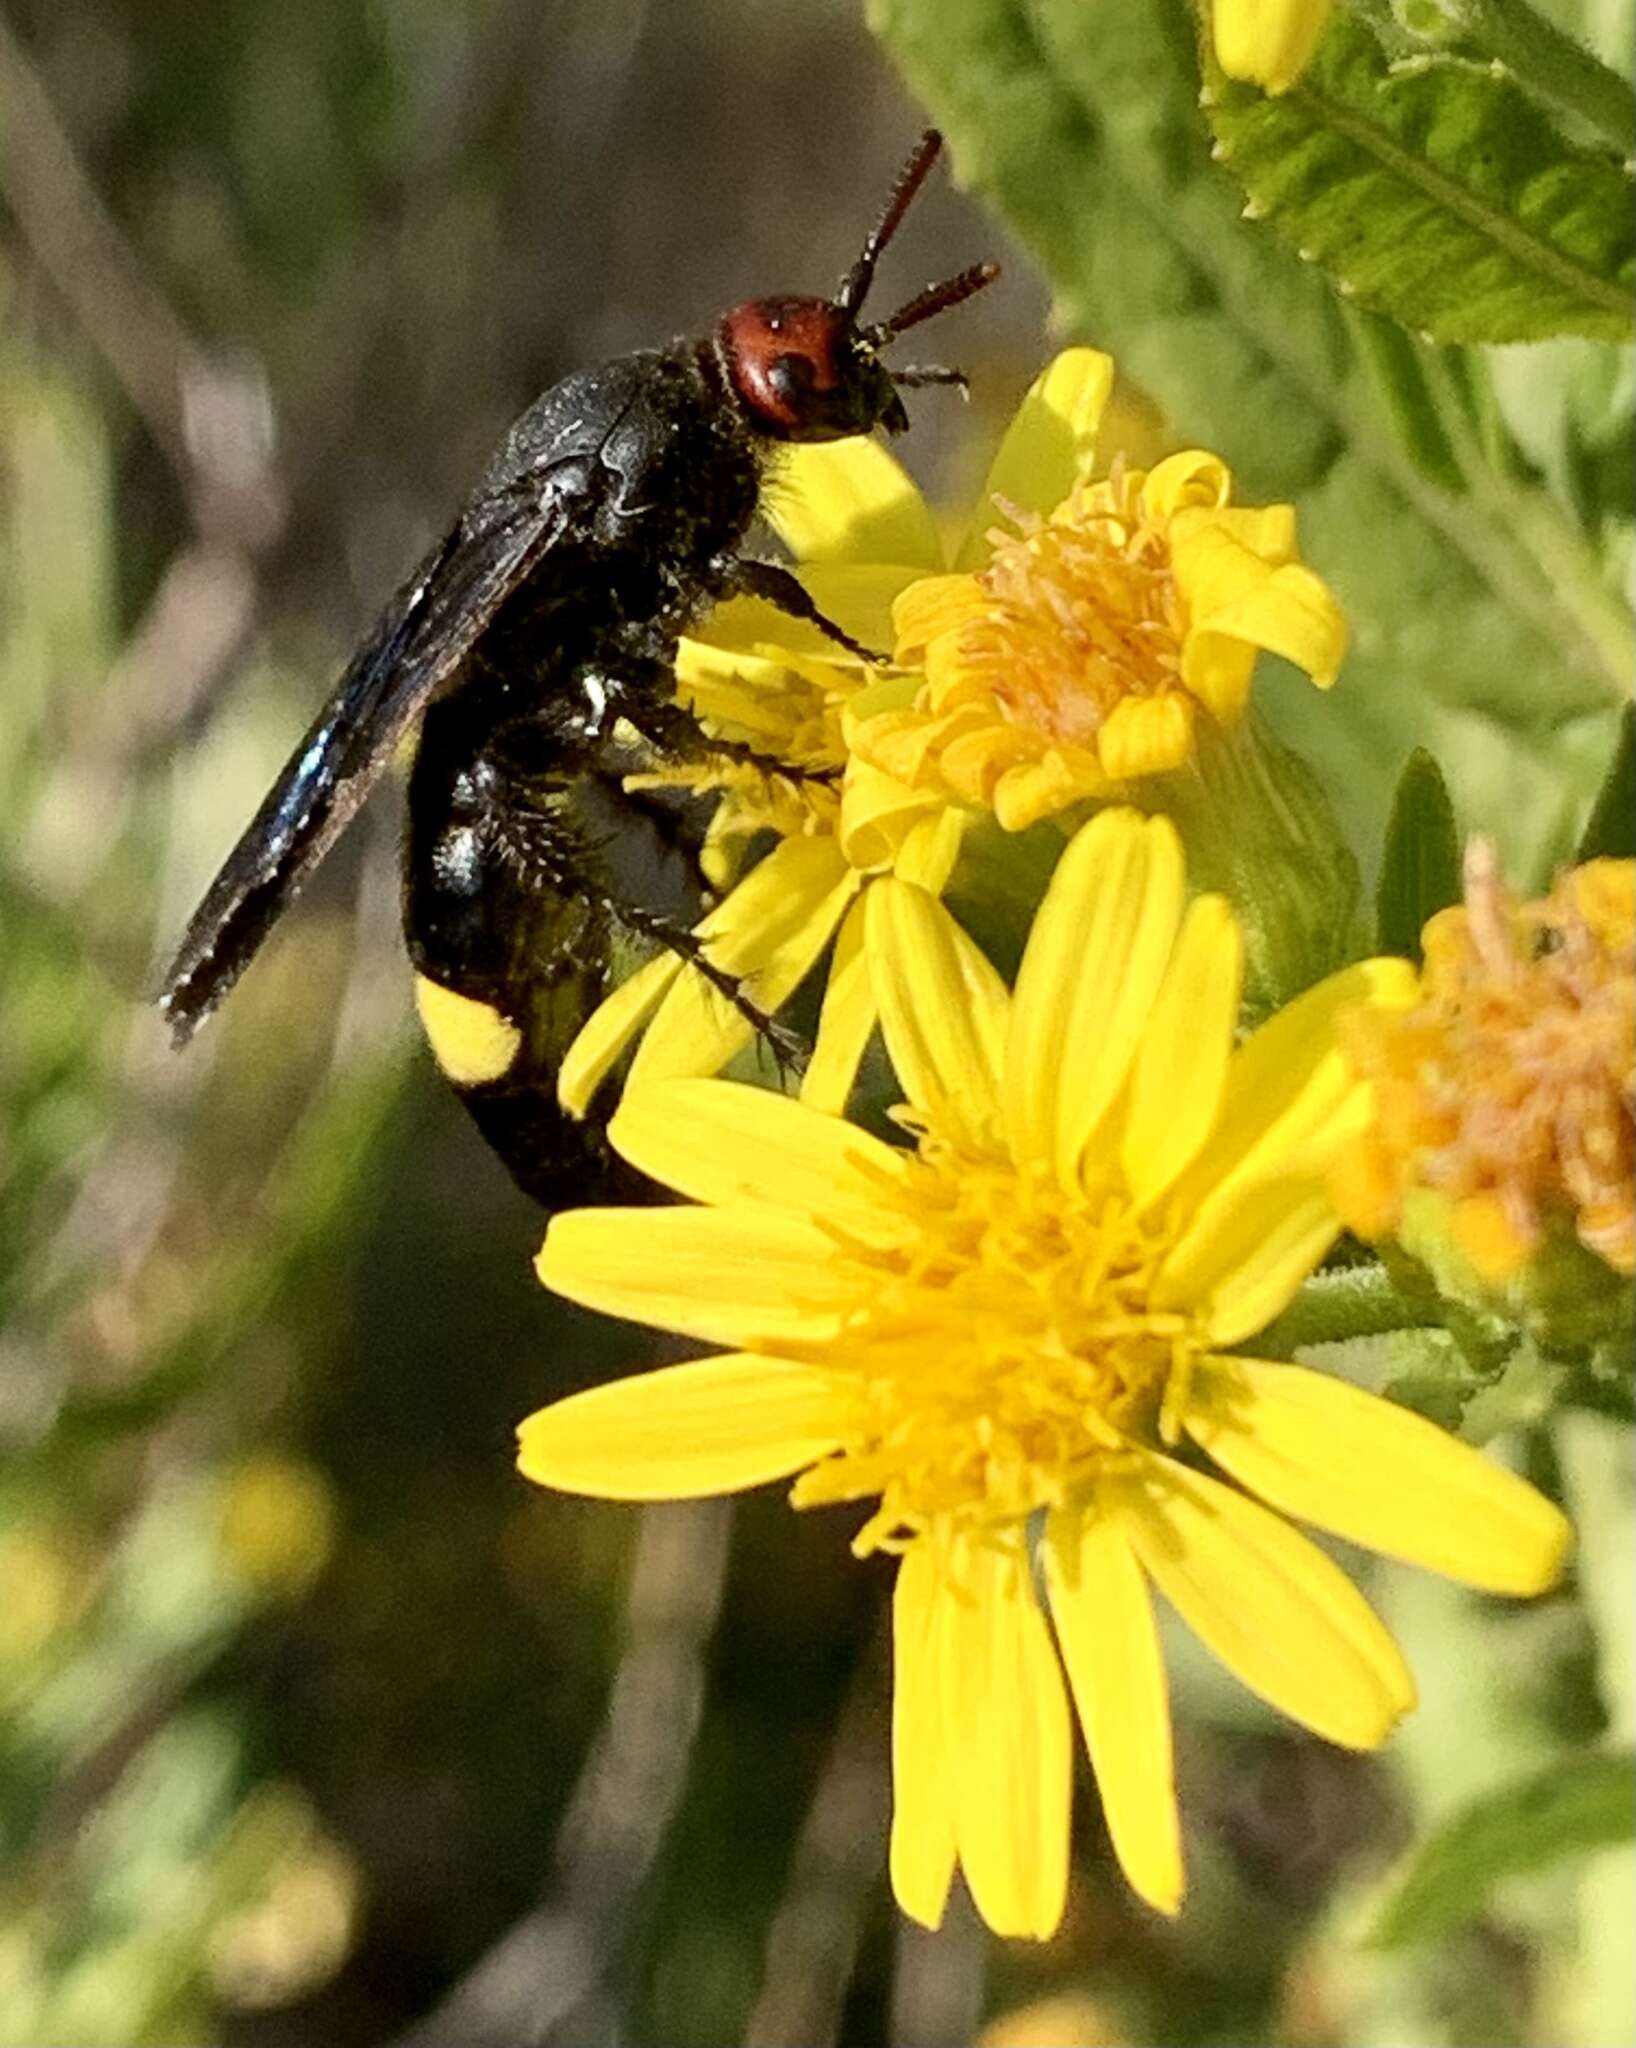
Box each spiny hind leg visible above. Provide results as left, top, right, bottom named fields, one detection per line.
left=614, top=691, right=840, bottom=796
left=479, top=747, right=806, bottom=1071
left=713, top=554, right=887, bottom=665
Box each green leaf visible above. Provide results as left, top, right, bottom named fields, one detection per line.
left=1377, top=748, right=1463, bottom=957
left=1577, top=702, right=1636, bottom=857
left=1203, top=16, right=1636, bottom=344
left=1372, top=1750, right=1636, bottom=1946
left=1246, top=1262, right=1429, bottom=1358
left=868, top=0, right=1625, bottom=881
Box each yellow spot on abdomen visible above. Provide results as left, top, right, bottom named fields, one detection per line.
left=414, top=974, right=522, bottom=1086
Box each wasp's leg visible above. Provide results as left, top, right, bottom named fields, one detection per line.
left=712, top=555, right=887, bottom=665
left=495, top=801, right=806, bottom=1072
left=474, top=729, right=808, bottom=1065
left=404, top=695, right=634, bottom=1207
left=615, top=691, right=839, bottom=793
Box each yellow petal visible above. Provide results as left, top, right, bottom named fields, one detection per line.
left=1176, top=633, right=1259, bottom=726
left=609, top=1077, right=910, bottom=1232
left=1187, top=1358, right=1574, bottom=1596
left=1045, top=1509, right=1184, bottom=1915
left=1179, top=502, right=1299, bottom=568
left=1181, top=561, right=1349, bottom=706
left=516, top=1354, right=845, bottom=1498
left=1109, top=1453, right=1416, bottom=1750
left=893, top=572, right=991, bottom=663
left=1160, top=957, right=1420, bottom=1296
left=1163, top=1173, right=1349, bottom=1347
left=992, top=748, right=1111, bottom=831
left=940, top=1537, right=1072, bottom=1940
left=765, top=437, right=943, bottom=568
left=1213, top=0, right=1333, bottom=93
left=559, top=951, right=684, bottom=1117
left=672, top=636, right=814, bottom=749
left=1139, top=450, right=1231, bottom=524
left=893, top=805, right=968, bottom=892
left=1096, top=693, right=1197, bottom=781
left=537, top=1206, right=859, bottom=1348
left=1005, top=809, right=1184, bottom=1186
left=801, top=895, right=876, bottom=1115
left=1123, top=894, right=1243, bottom=1212
left=838, top=759, right=948, bottom=871
left=867, top=880, right=1009, bottom=1148
left=626, top=839, right=857, bottom=1088
left=953, top=349, right=1116, bottom=568
left=890, top=1543, right=959, bottom=1929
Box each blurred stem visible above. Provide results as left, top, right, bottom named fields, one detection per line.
left=1555, top=1411, right=1636, bottom=1739
left=388, top=1498, right=733, bottom=2048
left=742, top=1628, right=890, bottom=2048
left=1552, top=1410, right=1636, bottom=2048
left=1420, top=347, right=1636, bottom=703
left=1437, top=0, right=1636, bottom=151
left=889, top=1889, right=986, bottom=2048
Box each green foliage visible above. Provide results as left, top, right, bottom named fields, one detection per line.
left=1203, top=13, right=1636, bottom=345
left=1372, top=1750, right=1636, bottom=1946
left=1577, top=703, right=1636, bottom=856
left=1377, top=748, right=1463, bottom=957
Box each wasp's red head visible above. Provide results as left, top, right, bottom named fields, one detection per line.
left=716, top=131, right=998, bottom=445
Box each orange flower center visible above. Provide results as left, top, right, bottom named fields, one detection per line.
left=791, top=1123, right=1201, bottom=1552
left=961, top=480, right=1186, bottom=745
left=1341, top=849, right=1635, bottom=1275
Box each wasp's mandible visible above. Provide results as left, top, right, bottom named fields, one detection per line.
left=159, top=130, right=997, bottom=1203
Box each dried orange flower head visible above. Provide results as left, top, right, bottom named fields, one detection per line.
left=1336, top=844, right=1636, bottom=1280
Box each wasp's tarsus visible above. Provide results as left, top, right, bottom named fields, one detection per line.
left=158, top=129, right=997, bottom=1202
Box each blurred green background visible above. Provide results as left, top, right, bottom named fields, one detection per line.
left=0, top=0, right=1630, bottom=2043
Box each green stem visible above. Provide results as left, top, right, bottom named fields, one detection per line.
left=1422, top=348, right=1636, bottom=703
left=1443, top=0, right=1636, bottom=153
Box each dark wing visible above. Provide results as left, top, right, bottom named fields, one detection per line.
left=158, top=485, right=572, bottom=1044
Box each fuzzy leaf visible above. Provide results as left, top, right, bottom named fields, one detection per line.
left=868, top=0, right=1623, bottom=879
left=1372, top=1751, right=1636, bottom=1947
left=1377, top=748, right=1462, bottom=958
left=1204, top=17, right=1636, bottom=344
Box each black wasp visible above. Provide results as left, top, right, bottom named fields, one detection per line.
left=160, top=131, right=996, bottom=1204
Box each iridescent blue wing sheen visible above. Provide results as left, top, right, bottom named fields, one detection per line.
left=159, top=483, right=574, bottom=1043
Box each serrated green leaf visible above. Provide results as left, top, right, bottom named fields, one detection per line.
left=1372, top=1751, right=1636, bottom=1946
left=1577, top=703, right=1636, bottom=856
left=1244, top=1262, right=1428, bottom=1358
left=1377, top=747, right=1463, bottom=956
left=868, top=0, right=1624, bottom=875
left=1204, top=17, right=1636, bottom=344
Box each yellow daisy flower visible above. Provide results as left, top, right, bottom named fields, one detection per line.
left=860, top=447, right=1347, bottom=833
left=521, top=809, right=1571, bottom=1938
left=560, top=350, right=1116, bottom=1118
left=1335, top=845, right=1636, bottom=1281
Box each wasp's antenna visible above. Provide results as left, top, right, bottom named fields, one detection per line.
left=837, top=129, right=945, bottom=317
left=873, top=261, right=1000, bottom=343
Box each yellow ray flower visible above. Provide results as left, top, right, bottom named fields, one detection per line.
left=522, top=810, right=1571, bottom=1937
left=1335, top=844, right=1636, bottom=1281
left=861, top=450, right=1347, bottom=833
left=560, top=350, right=1117, bottom=1117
